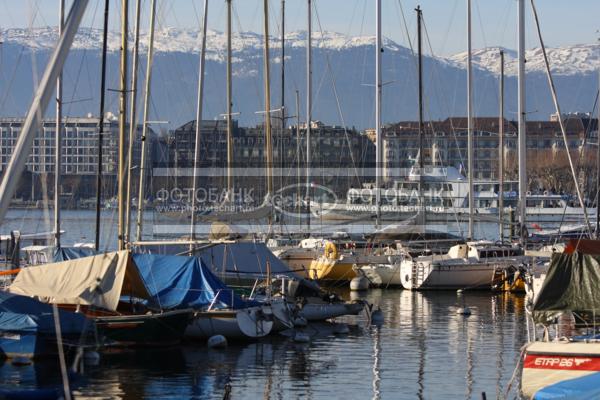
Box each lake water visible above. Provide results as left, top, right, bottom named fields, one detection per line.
left=1, top=209, right=528, bottom=398
left=0, top=289, right=527, bottom=399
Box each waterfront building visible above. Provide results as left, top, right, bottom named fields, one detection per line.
left=0, top=116, right=158, bottom=202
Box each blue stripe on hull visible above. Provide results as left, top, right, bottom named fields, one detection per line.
left=534, top=371, right=600, bottom=400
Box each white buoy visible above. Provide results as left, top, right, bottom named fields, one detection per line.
left=11, top=356, right=32, bottom=366
left=84, top=350, right=100, bottom=365
left=293, top=331, right=310, bottom=343
left=456, top=307, right=471, bottom=316
left=371, top=307, right=384, bottom=326
left=333, top=323, right=350, bottom=334
left=207, top=334, right=228, bottom=349
left=350, top=275, right=369, bottom=291
left=457, top=289, right=464, bottom=294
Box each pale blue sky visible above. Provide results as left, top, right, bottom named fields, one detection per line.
left=1, top=0, right=598, bottom=56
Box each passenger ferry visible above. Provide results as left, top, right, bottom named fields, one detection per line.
left=311, top=165, right=594, bottom=224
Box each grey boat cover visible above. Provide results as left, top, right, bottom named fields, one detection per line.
left=533, top=252, right=600, bottom=325
left=197, top=242, right=300, bottom=279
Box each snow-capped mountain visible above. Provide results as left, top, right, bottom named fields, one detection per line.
left=448, top=44, right=600, bottom=76
left=0, top=27, right=597, bottom=129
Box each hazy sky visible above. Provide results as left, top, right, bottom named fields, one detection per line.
left=1, top=0, right=598, bottom=56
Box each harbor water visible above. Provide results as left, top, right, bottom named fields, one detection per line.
left=0, top=289, right=526, bottom=399
left=1, top=209, right=528, bottom=398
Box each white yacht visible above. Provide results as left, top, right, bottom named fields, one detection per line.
left=398, top=241, right=528, bottom=290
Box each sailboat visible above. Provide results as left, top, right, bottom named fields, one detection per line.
left=397, top=3, right=529, bottom=291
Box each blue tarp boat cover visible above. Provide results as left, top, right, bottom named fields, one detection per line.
left=53, top=247, right=97, bottom=262
left=0, top=291, right=87, bottom=334
left=197, top=242, right=299, bottom=278
left=132, top=254, right=254, bottom=310
left=534, top=371, right=600, bottom=399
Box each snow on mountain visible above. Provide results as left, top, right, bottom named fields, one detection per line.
left=0, top=26, right=403, bottom=59
left=449, top=44, right=600, bottom=76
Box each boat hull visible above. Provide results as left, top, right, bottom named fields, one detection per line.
left=521, top=341, right=600, bottom=399
left=185, top=307, right=274, bottom=340
left=299, top=302, right=364, bottom=321
left=95, top=309, right=191, bottom=347
left=399, top=260, right=504, bottom=290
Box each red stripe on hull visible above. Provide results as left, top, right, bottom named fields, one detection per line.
left=524, top=354, right=600, bottom=371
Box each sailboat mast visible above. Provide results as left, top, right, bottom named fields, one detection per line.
left=280, top=0, right=285, bottom=192
left=416, top=6, right=424, bottom=222
left=125, top=0, right=142, bottom=244
left=95, top=0, right=109, bottom=251
left=226, top=0, right=234, bottom=199
left=190, top=0, right=209, bottom=245
left=305, top=0, right=312, bottom=230
left=117, top=0, right=129, bottom=251
left=54, top=0, right=64, bottom=248
left=135, top=0, right=157, bottom=242
left=375, top=0, right=382, bottom=228
left=499, top=50, right=505, bottom=242
left=467, top=0, right=474, bottom=240
left=263, top=0, right=273, bottom=198
left=296, top=90, right=301, bottom=220
left=517, top=0, right=527, bottom=244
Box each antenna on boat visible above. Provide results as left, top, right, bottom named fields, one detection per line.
left=190, top=0, right=209, bottom=249
left=125, top=0, right=142, bottom=244
left=135, top=0, right=157, bottom=242
left=467, top=0, right=474, bottom=240
left=95, top=0, right=109, bottom=251
left=499, top=50, right=505, bottom=242
left=517, top=0, right=527, bottom=246
left=117, top=0, right=129, bottom=251
left=54, top=0, right=64, bottom=249
left=375, top=0, right=382, bottom=228
left=306, top=0, right=312, bottom=233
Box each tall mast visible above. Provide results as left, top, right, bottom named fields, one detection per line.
left=95, top=0, right=109, bottom=251
left=499, top=50, right=505, bottom=242
left=375, top=0, right=382, bottom=228
left=54, top=0, right=64, bottom=248
left=305, top=0, right=312, bottom=229
left=190, top=0, right=209, bottom=246
left=517, top=0, right=526, bottom=245
left=296, top=90, right=301, bottom=220
left=0, top=0, right=88, bottom=225
left=117, top=0, right=128, bottom=251
left=263, top=0, right=274, bottom=199
left=280, top=0, right=285, bottom=192
left=135, top=0, right=157, bottom=242
left=125, top=0, right=142, bottom=244
left=530, top=0, right=592, bottom=237
left=467, top=0, right=474, bottom=240
left=416, top=6, right=424, bottom=224
left=226, top=0, right=234, bottom=199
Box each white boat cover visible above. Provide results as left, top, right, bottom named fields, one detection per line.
left=8, top=250, right=150, bottom=311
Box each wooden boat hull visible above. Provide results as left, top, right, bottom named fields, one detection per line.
left=521, top=341, right=600, bottom=398
left=95, top=309, right=191, bottom=347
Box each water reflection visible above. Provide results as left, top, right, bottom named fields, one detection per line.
left=0, top=290, right=527, bottom=399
